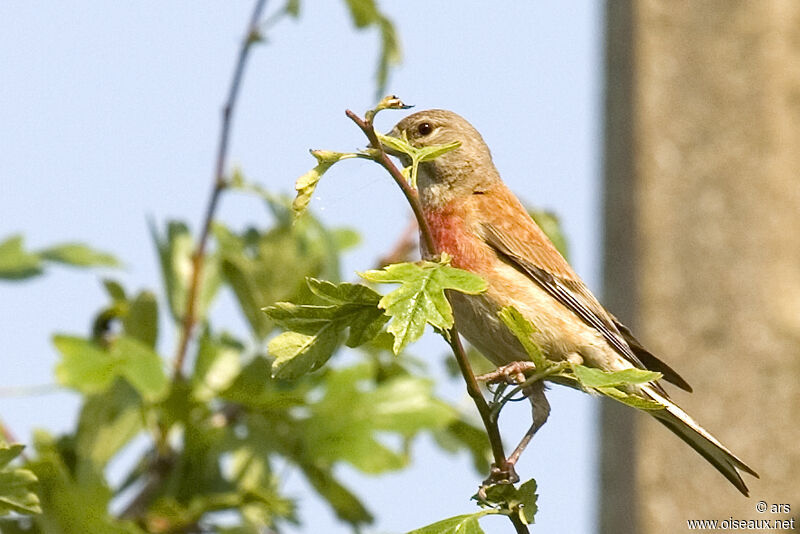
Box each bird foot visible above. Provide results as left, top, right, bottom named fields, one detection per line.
left=477, top=461, right=520, bottom=501
left=476, top=361, right=538, bottom=385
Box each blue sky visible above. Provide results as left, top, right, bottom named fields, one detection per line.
left=1, top=2, right=603, bottom=532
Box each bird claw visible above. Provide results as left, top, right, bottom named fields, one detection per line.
left=477, top=461, right=520, bottom=501
left=476, top=361, right=538, bottom=385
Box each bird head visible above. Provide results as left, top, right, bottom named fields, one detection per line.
left=382, top=109, right=501, bottom=207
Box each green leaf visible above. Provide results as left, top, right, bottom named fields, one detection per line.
left=122, top=290, right=158, bottom=348
left=102, top=278, right=127, bottom=302
left=26, top=431, right=143, bottom=533
left=39, top=243, right=119, bottom=268
left=150, top=220, right=220, bottom=323
left=595, top=385, right=665, bottom=411
left=54, top=335, right=167, bottom=401
left=267, top=328, right=342, bottom=380
left=0, top=235, right=42, bottom=279
left=376, top=132, right=460, bottom=188
left=344, top=0, right=378, bottom=27
left=407, top=512, right=489, bottom=534
left=517, top=478, right=538, bottom=525
left=0, top=441, right=40, bottom=516
left=299, top=463, right=373, bottom=525
left=265, top=280, right=388, bottom=379
left=219, top=356, right=309, bottom=412
left=303, top=364, right=457, bottom=473
left=0, top=236, right=120, bottom=280
left=54, top=335, right=118, bottom=394
left=331, top=228, right=360, bottom=251
left=293, top=150, right=357, bottom=215
left=497, top=306, right=547, bottom=370
left=432, top=420, right=491, bottom=473
left=111, top=336, right=168, bottom=402
left=571, top=365, right=661, bottom=388
left=215, top=218, right=348, bottom=339
left=375, top=15, right=401, bottom=97
left=285, top=0, right=300, bottom=17
left=75, top=381, right=142, bottom=469
left=360, top=258, right=487, bottom=354
left=192, top=331, right=243, bottom=401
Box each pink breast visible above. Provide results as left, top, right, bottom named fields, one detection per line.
left=424, top=206, right=486, bottom=272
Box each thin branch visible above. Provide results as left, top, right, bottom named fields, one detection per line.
left=121, top=1, right=268, bottom=524
left=347, top=106, right=529, bottom=533
left=173, top=0, right=269, bottom=378
left=345, top=108, right=514, bottom=479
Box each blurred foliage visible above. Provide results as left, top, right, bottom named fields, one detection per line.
left=0, top=190, right=491, bottom=532
left=0, top=235, right=119, bottom=280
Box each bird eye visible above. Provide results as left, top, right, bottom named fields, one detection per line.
left=417, top=122, right=433, bottom=136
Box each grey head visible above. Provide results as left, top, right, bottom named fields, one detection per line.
left=384, top=109, right=502, bottom=208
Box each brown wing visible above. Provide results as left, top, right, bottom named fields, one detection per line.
left=475, top=187, right=690, bottom=392
left=482, top=221, right=647, bottom=366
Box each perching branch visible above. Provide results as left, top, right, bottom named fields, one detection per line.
left=173, top=0, right=269, bottom=378
left=345, top=105, right=530, bottom=534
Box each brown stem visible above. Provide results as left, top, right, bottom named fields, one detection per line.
left=345, top=108, right=515, bottom=483
left=173, top=0, right=269, bottom=378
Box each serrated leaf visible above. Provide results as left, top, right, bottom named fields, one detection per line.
left=265, top=280, right=388, bottom=378
left=0, top=469, right=41, bottom=516
left=0, top=235, right=42, bottom=279
left=0, top=442, right=40, bottom=516
left=497, top=306, right=547, bottom=369
left=572, top=365, right=661, bottom=388
left=517, top=478, right=538, bottom=525
left=268, top=329, right=341, bottom=380
left=39, top=243, right=119, bottom=268
left=360, top=259, right=487, bottom=354
left=407, top=512, right=489, bottom=534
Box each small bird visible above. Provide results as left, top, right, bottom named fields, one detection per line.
left=382, top=109, right=758, bottom=495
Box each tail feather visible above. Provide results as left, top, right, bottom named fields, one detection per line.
left=640, top=384, right=758, bottom=496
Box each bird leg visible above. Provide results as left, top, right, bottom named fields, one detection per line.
left=475, top=361, right=538, bottom=385
left=478, top=369, right=551, bottom=489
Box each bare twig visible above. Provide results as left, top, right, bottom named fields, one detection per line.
left=120, top=1, right=269, bottom=524
left=173, top=0, right=269, bottom=378
left=346, top=107, right=529, bottom=534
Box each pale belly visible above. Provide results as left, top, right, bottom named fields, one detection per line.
left=449, top=262, right=633, bottom=373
